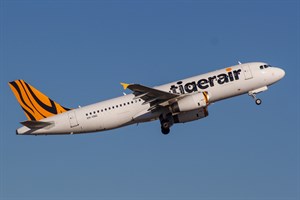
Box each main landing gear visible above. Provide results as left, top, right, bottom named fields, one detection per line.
left=161, top=121, right=170, bottom=135
left=248, top=92, right=262, bottom=105
left=159, top=113, right=173, bottom=135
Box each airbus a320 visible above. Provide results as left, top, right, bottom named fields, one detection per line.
left=9, top=62, right=285, bottom=135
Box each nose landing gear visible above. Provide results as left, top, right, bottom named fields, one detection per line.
left=255, top=98, right=262, bottom=105
left=248, top=91, right=262, bottom=105
left=248, top=86, right=268, bottom=105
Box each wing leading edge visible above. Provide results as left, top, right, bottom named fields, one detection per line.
left=121, top=83, right=180, bottom=110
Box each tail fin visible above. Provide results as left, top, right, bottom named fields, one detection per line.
left=9, top=80, right=70, bottom=121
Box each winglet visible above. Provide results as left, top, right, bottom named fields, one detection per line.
left=120, top=82, right=130, bottom=90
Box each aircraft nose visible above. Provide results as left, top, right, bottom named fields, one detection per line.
left=272, top=67, right=285, bottom=82
left=277, top=68, right=285, bottom=80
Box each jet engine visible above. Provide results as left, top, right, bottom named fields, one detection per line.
left=173, top=107, right=209, bottom=123
left=171, top=92, right=210, bottom=113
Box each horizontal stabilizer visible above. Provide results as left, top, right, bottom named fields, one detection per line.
left=20, top=120, right=54, bottom=129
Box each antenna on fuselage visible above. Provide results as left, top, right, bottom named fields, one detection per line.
left=238, top=61, right=242, bottom=65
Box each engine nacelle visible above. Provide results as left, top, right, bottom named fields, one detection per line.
left=173, top=107, right=209, bottom=123
left=171, top=92, right=210, bottom=113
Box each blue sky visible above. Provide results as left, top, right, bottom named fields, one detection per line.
left=0, top=0, right=299, bottom=200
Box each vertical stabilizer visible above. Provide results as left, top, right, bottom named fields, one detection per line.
left=9, top=80, right=70, bottom=121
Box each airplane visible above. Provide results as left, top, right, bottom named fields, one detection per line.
left=9, top=62, right=285, bottom=135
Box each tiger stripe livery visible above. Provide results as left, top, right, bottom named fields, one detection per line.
left=9, top=80, right=70, bottom=121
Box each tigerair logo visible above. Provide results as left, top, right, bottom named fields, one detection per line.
left=169, top=68, right=242, bottom=94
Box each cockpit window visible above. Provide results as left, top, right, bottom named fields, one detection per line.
left=260, top=64, right=272, bottom=69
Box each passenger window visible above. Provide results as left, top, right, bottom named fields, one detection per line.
left=260, top=66, right=264, bottom=69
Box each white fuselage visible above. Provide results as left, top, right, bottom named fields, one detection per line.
left=16, top=62, right=285, bottom=135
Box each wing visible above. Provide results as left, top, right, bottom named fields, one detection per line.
left=121, top=83, right=180, bottom=110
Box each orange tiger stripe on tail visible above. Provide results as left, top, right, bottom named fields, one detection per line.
left=9, top=80, right=70, bottom=121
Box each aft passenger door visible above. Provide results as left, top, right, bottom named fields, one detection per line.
left=68, top=112, right=79, bottom=128
left=242, top=65, right=253, bottom=80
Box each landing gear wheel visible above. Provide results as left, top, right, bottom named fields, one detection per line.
left=161, top=121, right=170, bottom=130
left=255, top=99, right=262, bottom=105
left=159, top=113, right=173, bottom=135
left=161, top=127, right=170, bottom=135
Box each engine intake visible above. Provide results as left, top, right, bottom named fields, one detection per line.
left=171, top=92, right=210, bottom=113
